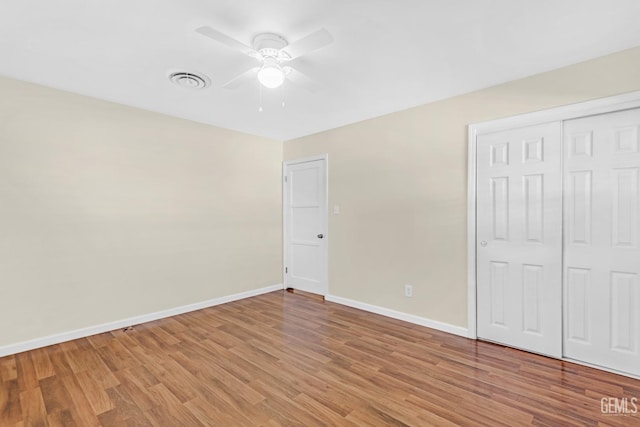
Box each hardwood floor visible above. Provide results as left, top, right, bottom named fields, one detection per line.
left=1, top=290, right=639, bottom=426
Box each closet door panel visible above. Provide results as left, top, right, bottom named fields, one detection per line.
left=563, top=108, right=640, bottom=377
left=477, top=122, right=563, bottom=357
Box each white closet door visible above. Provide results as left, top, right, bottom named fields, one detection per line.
left=563, top=108, right=640, bottom=376
left=477, top=122, right=563, bottom=357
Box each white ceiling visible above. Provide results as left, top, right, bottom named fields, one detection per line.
left=1, top=1, right=640, bottom=141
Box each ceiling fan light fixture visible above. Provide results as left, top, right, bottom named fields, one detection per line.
left=258, top=64, right=285, bottom=89
left=197, top=26, right=333, bottom=91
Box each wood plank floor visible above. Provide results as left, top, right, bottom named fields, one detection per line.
left=1, top=290, right=639, bottom=426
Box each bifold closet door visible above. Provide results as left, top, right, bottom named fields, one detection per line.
left=477, top=122, right=563, bottom=358
left=563, top=108, right=640, bottom=376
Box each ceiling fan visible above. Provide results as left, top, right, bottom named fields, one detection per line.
left=196, top=26, right=333, bottom=91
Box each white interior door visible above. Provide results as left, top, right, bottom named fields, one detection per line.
left=476, top=122, right=563, bottom=357
left=563, top=109, right=640, bottom=376
left=284, top=156, right=328, bottom=296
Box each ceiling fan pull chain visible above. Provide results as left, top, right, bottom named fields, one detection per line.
left=258, top=81, right=263, bottom=113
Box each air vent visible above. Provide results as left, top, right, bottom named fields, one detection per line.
left=168, top=71, right=210, bottom=89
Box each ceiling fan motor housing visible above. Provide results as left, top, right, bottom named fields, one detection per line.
left=253, top=33, right=290, bottom=60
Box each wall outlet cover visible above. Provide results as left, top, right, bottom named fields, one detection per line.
left=404, top=284, right=413, bottom=297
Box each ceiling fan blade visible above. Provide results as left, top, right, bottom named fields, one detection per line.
left=196, top=26, right=258, bottom=57
left=282, top=28, right=333, bottom=60
left=222, top=67, right=260, bottom=89
left=285, top=68, right=320, bottom=93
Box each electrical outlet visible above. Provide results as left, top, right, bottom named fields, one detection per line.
left=404, top=284, right=413, bottom=298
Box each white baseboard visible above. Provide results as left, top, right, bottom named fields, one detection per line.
left=0, top=284, right=283, bottom=358
left=325, top=295, right=469, bottom=338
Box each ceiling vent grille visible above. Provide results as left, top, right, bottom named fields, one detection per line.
left=169, top=71, right=210, bottom=89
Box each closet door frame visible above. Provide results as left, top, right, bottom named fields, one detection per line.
left=468, top=90, right=640, bottom=342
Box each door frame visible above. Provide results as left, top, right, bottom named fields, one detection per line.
left=283, top=154, right=329, bottom=295
left=467, top=90, right=640, bottom=340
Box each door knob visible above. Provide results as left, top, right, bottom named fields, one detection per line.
left=317, top=234, right=324, bottom=239
left=480, top=240, right=487, bottom=247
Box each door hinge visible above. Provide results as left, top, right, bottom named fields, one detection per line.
left=284, top=176, right=288, bottom=183
left=285, top=267, right=288, bottom=274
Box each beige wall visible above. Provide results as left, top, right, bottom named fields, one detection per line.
left=0, top=77, right=282, bottom=348
left=3, top=45, right=640, bottom=349
left=284, top=46, right=640, bottom=328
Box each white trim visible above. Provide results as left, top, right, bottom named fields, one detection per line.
left=467, top=125, right=478, bottom=339
left=283, top=154, right=329, bottom=165
left=326, top=295, right=469, bottom=338
left=467, top=90, right=640, bottom=340
left=0, top=284, right=283, bottom=358
left=283, top=154, right=329, bottom=296
left=471, top=89, right=640, bottom=135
